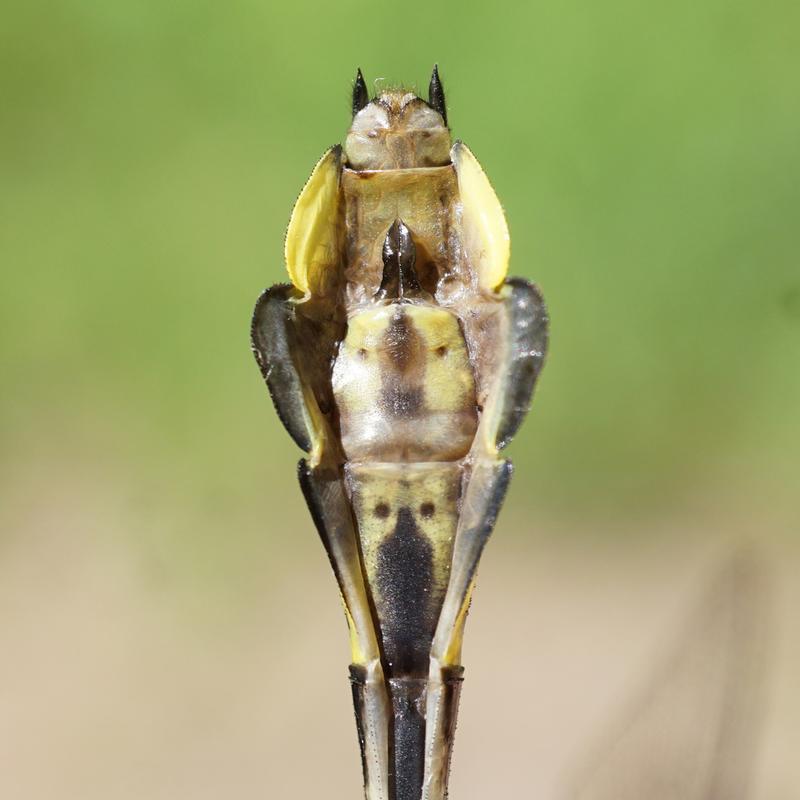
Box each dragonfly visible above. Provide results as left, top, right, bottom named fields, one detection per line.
left=251, top=65, right=548, bottom=800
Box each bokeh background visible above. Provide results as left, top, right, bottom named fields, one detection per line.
left=1, top=0, right=798, bottom=797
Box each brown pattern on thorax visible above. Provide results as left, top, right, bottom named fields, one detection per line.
left=383, top=309, right=419, bottom=373
left=341, top=167, right=460, bottom=304
left=331, top=303, right=478, bottom=462
left=379, top=309, right=427, bottom=419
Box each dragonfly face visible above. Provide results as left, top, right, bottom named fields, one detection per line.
left=346, top=91, right=451, bottom=170
left=251, top=66, right=549, bottom=800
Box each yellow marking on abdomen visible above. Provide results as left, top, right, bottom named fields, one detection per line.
left=332, top=303, right=478, bottom=462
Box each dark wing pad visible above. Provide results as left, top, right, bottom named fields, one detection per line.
left=251, top=285, right=341, bottom=456
left=494, top=277, right=549, bottom=450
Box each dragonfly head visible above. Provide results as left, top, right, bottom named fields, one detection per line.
left=345, top=67, right=452, bottom=171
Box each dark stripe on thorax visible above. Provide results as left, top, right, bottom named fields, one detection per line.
left=380, top=307, right=426, bottom=419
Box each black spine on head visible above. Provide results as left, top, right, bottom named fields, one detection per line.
left=352, top=68, right=369, bottom=117
left=428, top=64, right=447, bottom=126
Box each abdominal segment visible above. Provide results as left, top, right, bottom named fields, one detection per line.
left=332, top=303, right=478, bottom=462
left=345, top=462, right=462, bottom=677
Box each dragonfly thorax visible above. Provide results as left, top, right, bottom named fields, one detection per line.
left=331, top=302, right=478, bottom=462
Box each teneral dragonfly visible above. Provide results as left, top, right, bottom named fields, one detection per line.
left=251, top=66, right=549, bottom=800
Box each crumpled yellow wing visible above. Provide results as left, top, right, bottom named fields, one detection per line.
left=452, top=141, right=510, bottom=292
left=285, top=145, right=344, bottom=296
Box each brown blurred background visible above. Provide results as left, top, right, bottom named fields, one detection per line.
left=1, top=0, right=798, bottom=797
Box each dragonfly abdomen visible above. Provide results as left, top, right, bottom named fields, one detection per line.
left=345, top=462, right=461, bottom=677
left=346, top=460, right=462, bottom=800
left=332, top=224, right=481, bottom=799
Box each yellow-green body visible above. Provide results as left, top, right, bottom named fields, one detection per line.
left=251, top=74, right=548, bottom=800
left=333, top=304, right=477, bottom=462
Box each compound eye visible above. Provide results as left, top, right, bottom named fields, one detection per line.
left=404, top=102, right=445, bottom=130
left=349, top=104, right=390, bottom=133
left=420, top=502, right=435, bottom=519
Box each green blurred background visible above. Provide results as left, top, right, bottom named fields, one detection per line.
left=1, top=0, right=798, bottom=797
